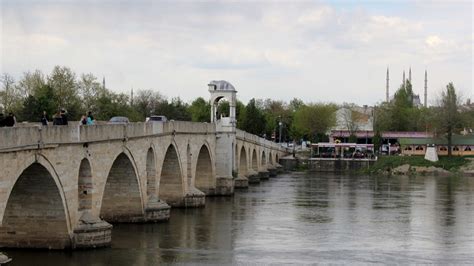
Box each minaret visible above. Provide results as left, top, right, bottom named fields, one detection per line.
left=424, top=70, right=428, bottom=107
left=102, top=77, right=106, bottom=90
left=402, top=70, right=406, bottom=88
left=386, top=67, right=390, bottom=102
left=409, top=67, right=412, bottom=83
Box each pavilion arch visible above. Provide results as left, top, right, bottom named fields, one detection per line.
left=78, top=158, right=93, bottom=211
left=195, top=144, right=216, bottom=195
left=239, top=146, right=248, bottom=176
left=159, top=144, right=185, bottom=206
left=100, top=152, right=144, bottom=222
left=252, top=149, right=258, bottom=171
left=146, top=147, right=157, bottom=199
left=0, top=161, right=72, bottom=249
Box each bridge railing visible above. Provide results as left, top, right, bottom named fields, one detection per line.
left=0, top=122, right=217, bottom=151
left=236, top=129, right=286, bottom=152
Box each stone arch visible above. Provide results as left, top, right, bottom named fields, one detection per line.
left=195, top=144, right=215, bottom=194
left=100, top=152, right=143, bottom=222
left=252, top=149, right=258, bottom=171
left=239, top=146, right=248, bottom=176
left=146, top=148, right=157, bottom=199
left=0, top=163, right=71, bottom=249
left=78, top=158, right=93, bottom=211
left=159, top=144, right=185, bottom=206
left=261, top=150, right=267, bottom=168
left=187, top=144, right=192, bottom=187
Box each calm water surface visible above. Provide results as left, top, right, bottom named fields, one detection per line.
left=6, top=173, right=474, bottom=265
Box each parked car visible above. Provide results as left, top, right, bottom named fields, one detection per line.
left=146, top=115, right=167, bottom=122
left=108, top=116, right=129, bottom=124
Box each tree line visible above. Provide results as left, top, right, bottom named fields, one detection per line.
left=1, top=66, right=473, bottom=150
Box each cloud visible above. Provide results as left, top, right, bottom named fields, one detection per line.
left=1, top=1, right=472, bottom=104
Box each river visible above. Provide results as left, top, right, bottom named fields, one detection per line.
left=5, top=173, right=474, bottom=265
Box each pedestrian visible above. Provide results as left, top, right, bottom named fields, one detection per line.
left=86, top=112, right=94, bottom=125
left=0, top=113, right=4, bottom=127
left=60, top=109, right=68, bottom=125
left=4, top=112, right=15, bottom=127
left=86, top=111, right=94, bottom=125
left=41, top=111, right=49, bottom=126
left=80, top=115, right=87, bottom=125
left=53, top=111, right=62, bottom=125
left=87, top=111, right=94, bottom=121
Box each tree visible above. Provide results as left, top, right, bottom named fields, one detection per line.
left=241, top=98, right=266, bottom=136
left=17, top=70, right=46, bottom=98
left=21, top=85, right=56, bottom=122
left=155, top=97, right=191, bottom=121
left=48, top=66, right=82, bottom=119
left=77, top=73, right=104, bottom=113
left=437, top=82, right=461, bottom=156
left=134, top=89, right=164, bottom=119
left=188, top=97, right=210, bottom=122
left=292, top=103, right=337, bottom=142
left=0, top=73, right=22, bottom=113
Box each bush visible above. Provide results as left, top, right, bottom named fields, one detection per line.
left=366, top=155, right=467, bottom=174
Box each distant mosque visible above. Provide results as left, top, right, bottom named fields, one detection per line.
left=385, top=67, right=428, bottom=107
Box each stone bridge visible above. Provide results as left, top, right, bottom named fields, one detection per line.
left=0, top=81, right=286, bottom=250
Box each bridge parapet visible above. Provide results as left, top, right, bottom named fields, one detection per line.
left=236, top=129, right=285, bottom=152
left=0, top=122, right=217, bottom=152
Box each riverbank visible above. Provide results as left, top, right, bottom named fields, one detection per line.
left=365, top=156, right=474, bottom=177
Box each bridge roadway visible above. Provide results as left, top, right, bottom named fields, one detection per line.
left=0, top=121, right=286, bottom=249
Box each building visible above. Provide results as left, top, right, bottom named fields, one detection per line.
left=399, top=135, right=474, bottom=156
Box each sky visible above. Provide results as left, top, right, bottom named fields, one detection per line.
left=1, top=0, right=473, bottom=106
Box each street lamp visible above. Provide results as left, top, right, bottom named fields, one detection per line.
left=278, top=117, right=283, bottom=144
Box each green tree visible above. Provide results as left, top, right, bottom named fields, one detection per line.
left=241, top=98, right=266, bottom=136
left=48, top=66, right=82, bottom=119
left=134, top=89, right=163, bottom=119
left=155, top=97, right=191, bottom=121
left=0, top=73, right=23, bottom=114
left=188, top=97, right=210, bottom=122
left=21, top=84, right=56, bottom=122
left=437, top=82, right=461, bottom=157
left=292, top=103, right=337, bottom=142
left=77, top=73, right=104, bottom=113
left=17, top=70, right=46, bottom=98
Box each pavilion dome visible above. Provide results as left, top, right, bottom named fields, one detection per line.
left=209, top=80, right=235, bottom=91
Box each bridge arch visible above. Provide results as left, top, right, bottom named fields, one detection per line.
left=251, top=149, right=258, bottom=172
left=195, top=144, right=215, bottom=194
left=100, top=152, right=144, bottom=222
left=1, top=160, right=72, bottom=249
left=159, top=144, right=185, bottom=206
left=261, top=150, right=267, bottom=168
left=146, top=147, right=157, bottom=199
left=78, top=158, right=93, bottom=211
left=239, top=146, right=248, bottom=176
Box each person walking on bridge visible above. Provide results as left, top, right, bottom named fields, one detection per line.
left=4, top=112, right=16, bottom=127
left=41, top=111, right=49, bottom=126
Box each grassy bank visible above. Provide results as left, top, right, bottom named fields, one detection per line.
left=366, top=156, right=468, bottom=174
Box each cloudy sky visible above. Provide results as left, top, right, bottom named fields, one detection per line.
left=1, top=0, right=472, bottom=105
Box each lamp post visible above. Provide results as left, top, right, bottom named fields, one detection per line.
left=278, top=116, right=283, bottom=144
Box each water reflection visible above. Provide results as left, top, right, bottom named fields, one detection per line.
left=5, top=173, right=474, bottom=265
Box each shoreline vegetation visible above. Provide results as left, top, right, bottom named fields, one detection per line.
left=364, top=156, right=474, bottom=176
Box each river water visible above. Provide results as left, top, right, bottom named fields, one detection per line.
left=6, top=173, right=474, bottom=265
